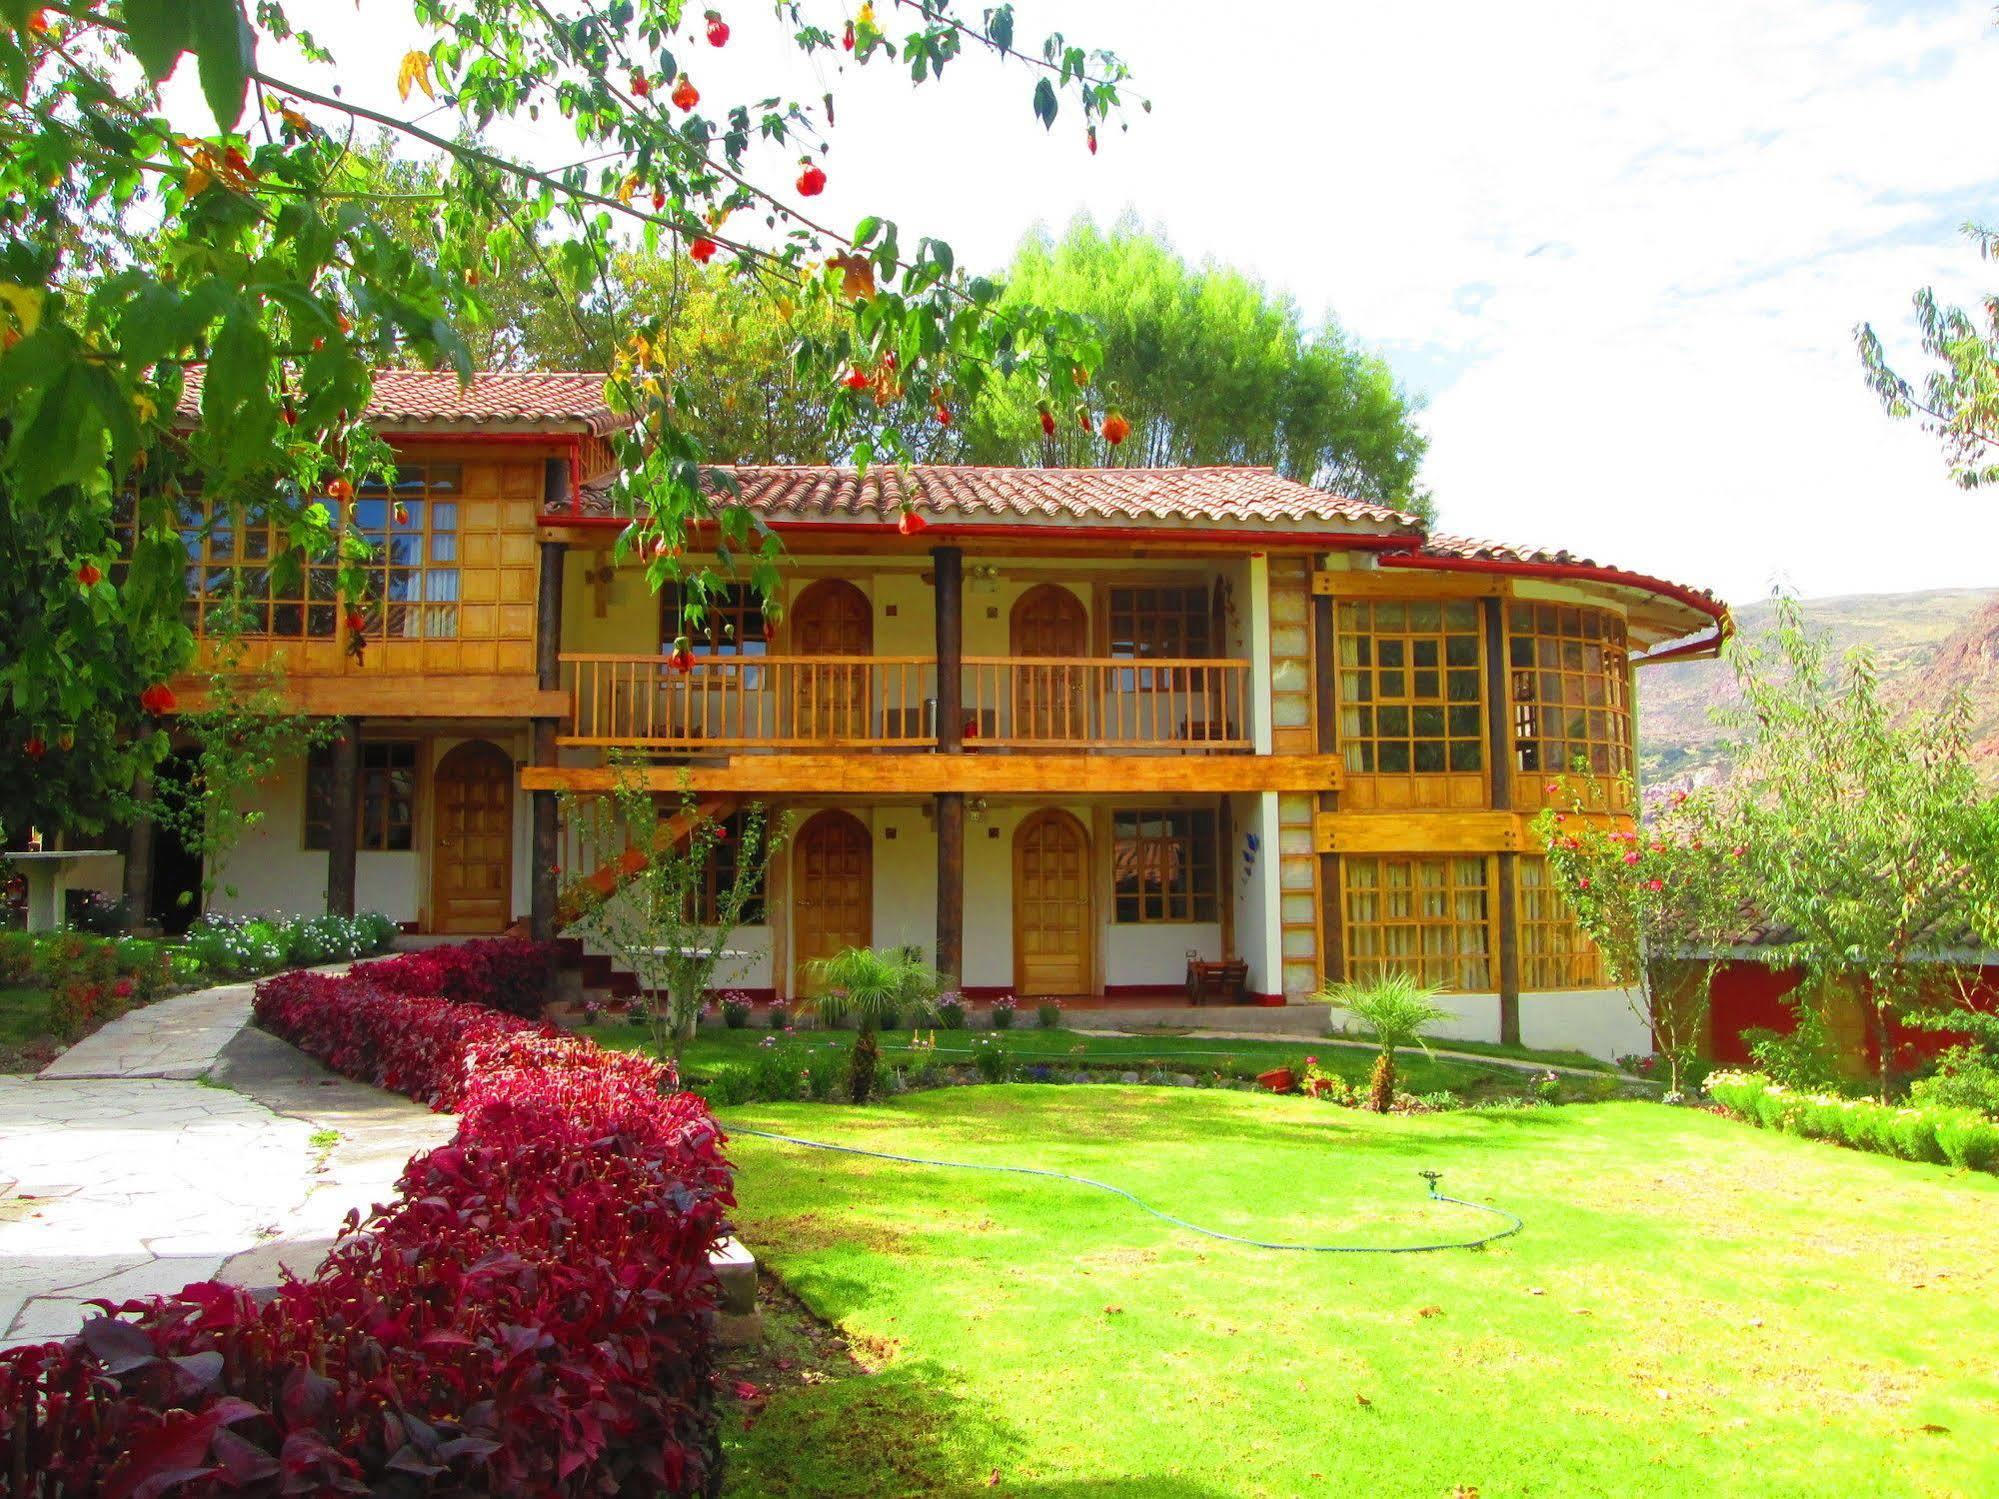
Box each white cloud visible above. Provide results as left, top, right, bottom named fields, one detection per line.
left=167, top=0, right=1999, bottom=600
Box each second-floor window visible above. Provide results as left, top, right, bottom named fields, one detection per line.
left=1112, top=807, right=1220, bottom=923
left=1335, top=599, right=1485, bottom=775
left=181, top=492, right=340, bottom=639
left=1508, top=604, right=1632, bottom=779
left=662, top=582, right=767, bottom=676
left=1108, top=585, right=1215, bottom=689
left=350, top=465, right=462, bottom=640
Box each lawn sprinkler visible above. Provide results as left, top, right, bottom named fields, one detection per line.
left=1420, top=1169, right=1444, bottom=1198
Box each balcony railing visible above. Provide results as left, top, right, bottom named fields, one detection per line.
left=558, top=652, right=1253, bottom=753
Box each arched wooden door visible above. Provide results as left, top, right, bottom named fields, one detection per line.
left=1009, top=584, right=1089, bottom=743
left=431, top=740, right=513, bottom=934
left=792, top=809, right=873, bottom=995
left=791, top=579, right=873, bottom=741
left=1013, top=808, right=1092, bottom=997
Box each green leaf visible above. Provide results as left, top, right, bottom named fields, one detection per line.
left=986, top=4, right=1014, bottom=53
left=1032, top=77, right=1057, bottom=129
left=854, top=215, right=882, bottom=247
left=191, top=0, right=255, bottom=131
left=124, top=0, right=193, bottom=84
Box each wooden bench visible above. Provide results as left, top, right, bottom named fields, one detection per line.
left=1185, top=951, right=1249, bottom=1006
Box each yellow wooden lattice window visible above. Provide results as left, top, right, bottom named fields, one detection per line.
left=1335, top=599, right=1484, bottom=775
left=180, top=493, right=341, bottom=640
left=349, top=464, right=464, bottom=641
left=1341, top=854, right=1492, bottom=991
left=1516, top=855, right=1608, bottom=989
left=1507, top=603, right=1631, bottom=778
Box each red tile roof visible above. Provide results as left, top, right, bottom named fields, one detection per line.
left=1407, top=533, right=1728, bottom=620
left=177, top=367, right=620, bottom=435
left=586, top=463, right=1424, bottom=535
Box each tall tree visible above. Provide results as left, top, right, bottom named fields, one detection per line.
left=0, top=2, right=1135, bottom=833
left=954, top=218, right=1430, bottom=515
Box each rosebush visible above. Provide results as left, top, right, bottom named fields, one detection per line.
left=351, top=936, right=556, bottom=1020
left=0, top=958, right=732, bottom=1493
left=1705, top=1069, right=1999, bottom=1172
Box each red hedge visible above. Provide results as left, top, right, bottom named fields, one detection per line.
left=350, top=935, right=557, bottom=1019
left=0, top=945, right=732, bottom=1496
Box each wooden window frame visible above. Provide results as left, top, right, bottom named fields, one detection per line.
left=1106, top=583, right=1217, bottom=691
left=1334, top=598, right=1486, bottom=776
left=1506, top=602, right=1632, bottom=780
left=348, top=464, right=464, bottom=643
left=1111, top=806, right=1220, bottom=924
left=1340, top=853, right=1494, bottom=992
left=694, top=809, right=767, bottom=926
left=662, top=580, right=769, bottom=691
left=180, top=490, right=342, bottom=641
left=304, top=741, right=420, bottom=853
left=1516, top=855, right=1608, bottom=990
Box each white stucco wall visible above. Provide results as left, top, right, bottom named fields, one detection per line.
left=1353, top=987, right=1651, bottom=1062
left=209, top=731, right=533, bottom=927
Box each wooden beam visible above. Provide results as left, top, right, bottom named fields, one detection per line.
left=1315, top=809, right=1528, bottom=855
left=1313, top=570, right=1505, bottom=599
left=325, top=716, right=360, bottom=918
left=933, top=545, right=963, bottom=754
left=174, top=675, right=568, bottom=721
left=935, top=790, right=965, bottom=985
left=523, top=753, right=1348, bottom=795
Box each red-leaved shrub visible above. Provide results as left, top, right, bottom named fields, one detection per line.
left=0, top=956, right=732, bottom=1496
left=350, top=935, right=557, bottom=1019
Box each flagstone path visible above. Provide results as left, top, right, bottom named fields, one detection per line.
left=0, top=980, right=453, bottom=1350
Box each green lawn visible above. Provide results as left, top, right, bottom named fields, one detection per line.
left=0, top=984, right=48, bottom=1062
left=716, top=1089, right=1999, bottom=1498
left=588, top=1023, right=1600, bottom=1102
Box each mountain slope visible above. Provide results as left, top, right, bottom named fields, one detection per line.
left=1637, top=588, right=1999, bottom=788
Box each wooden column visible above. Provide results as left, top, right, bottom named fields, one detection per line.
left=531, top=539, right=566, bottom=942
left=325, top=716, right=361, bottom=918
left=1482, top=596, right=1521, bottom=1043
left=123, top=767, right=155, bottom=931
left=933, top=545, right=963, bottom=752
left=1313, top=589, right=1345, bottom=985
left=934, top=791, right=965, bottom=985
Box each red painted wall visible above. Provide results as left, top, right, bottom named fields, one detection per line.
left=1707, top=959, right=1999, bottom=1070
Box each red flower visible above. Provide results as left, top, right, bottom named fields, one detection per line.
left=139, top=683, right=176, bottom=716
left=1101, top=410, right=1131, bottom=446
left=842, top=365, right=871, bottom=391
left=842, top=20, right=855, bottom=49
left=1087, top=126, right=1098, bottom=155
left=1038, top=405, right=1056, bottom=437
left=671, top=75, right=700, bottom=111
left=630, top=70, right=651, bottom=97
left=897, top=509, right=929, bottom=535
left=113, top=978, right=134, bottom=999
left=933, top=403, right=952, bottom=427
left=345, top=609, right=368, bottom=635
left=23, top=735, right=45, bottom=759
left=706, top=11, right=730, bottom=45
left=1644, top=878, right=1664, bottom=892
left=797, top=160, right=827, bottom=196
left=75, top=561, right=101, bottom=587
left=1622, top=851, right=1640, bottom=865
left=689, top=236, right=718, bottom=263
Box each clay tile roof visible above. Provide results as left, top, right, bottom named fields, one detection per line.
left=584, top=463, right=1424, bottom=535
left=176, top=367, right=621, bottom=435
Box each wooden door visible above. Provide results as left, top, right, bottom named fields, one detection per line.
left=792, top=809, right=872, bottom=995
left=791, top=578, right=873, bottom=740
left=431, top=740, right=513, bottom=933
left=1013, top=808, right=1092, bottom=996
left=1010, top=584, right=1088, bottom=743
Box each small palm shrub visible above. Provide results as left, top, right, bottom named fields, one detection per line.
left=803, top=946, right=941, bottom=1102
left=1322, top=971, right=1453, bottom=1112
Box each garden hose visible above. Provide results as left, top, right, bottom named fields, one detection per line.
left=721, top=1123, right=1523, bottom=1254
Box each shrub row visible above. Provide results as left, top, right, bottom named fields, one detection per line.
left=1705, top=1070, right=1999, bottom=1172
left=0, top=929, right=176, bottom=1042
left=178, top=910, right=400, bottom=980
left=0, top=947, right=732, bottom=1495
left=351, top=934, right=556, bottom=1019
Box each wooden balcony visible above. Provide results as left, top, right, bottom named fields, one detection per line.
left=557, top=653, right=1253, bottom=753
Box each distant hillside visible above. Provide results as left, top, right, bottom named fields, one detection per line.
left=1637, top=588, right=1999, bottom=791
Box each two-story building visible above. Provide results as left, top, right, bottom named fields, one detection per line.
left=154, top=371, right=1728, bottom=1057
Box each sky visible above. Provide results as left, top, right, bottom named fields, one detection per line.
left=166, top=0, right=1999, bottom=605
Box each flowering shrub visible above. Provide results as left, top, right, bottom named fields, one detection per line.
left=934, top=990, right=967, bottom=1029
left=0, top=961, right=732, bottom=1493
left=720, top=990, right=753, bottom=1028
left=1705, top=1069, right=1999, bottom=1172
left=1035, top=998, right=1063, bottom=1029
left=972, top=1034, right=1014, bottom=1082
left=178, top=910, right=398, bottom=980
left=765, top=998, right=789, bottom=1030
left=989, top=995, right=1017, bottom=1030
left=32, top=932, right=175, bottom=1042
left=351, top=935, right=556, bottom=1020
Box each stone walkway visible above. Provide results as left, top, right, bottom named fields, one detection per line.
left=0, top=979, right=454, bottom=1350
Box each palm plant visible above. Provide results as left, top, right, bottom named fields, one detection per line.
left=804, top=945, right=942, bottom=1103
left=1322, top=971, right=1453, bottom=1112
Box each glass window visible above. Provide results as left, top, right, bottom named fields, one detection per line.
left=1108, top=585, right=1215, bottom=690
left=304, top=741, right=418, bottom=852
left=351, top=464, right=462, bottom=641
left=1112, top=807, right=1219, bottom=924
left=1517, top=856, right=1607, bottom=989
left=179, top=488, right=340, bottom=640
left=1508, top=604, right=1631, bottom=778
left=694, top=810, right=766, bottom=925
left=1341, top=854, right=1492, bottom=991
left=1334, top=599, right=1484, bottom=775
left=662, top=581, right=768, bottom=658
